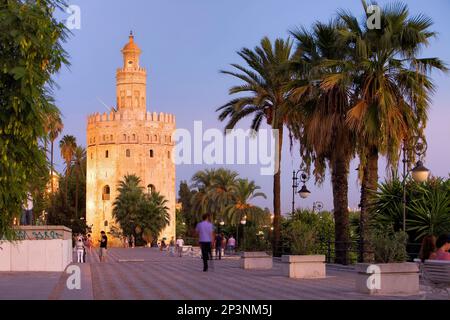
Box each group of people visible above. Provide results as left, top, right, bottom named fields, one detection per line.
left=419, top=234, right=450, bottom=261
left=74, top=231, right=108, bottom=263
left=195, top=213, right=239, bottom=272
left=74, top=233, right=93, bottom=263
left=121, top=234, right=135, bottom=248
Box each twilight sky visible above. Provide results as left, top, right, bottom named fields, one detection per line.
left=52, top=0, right=450, bottom=214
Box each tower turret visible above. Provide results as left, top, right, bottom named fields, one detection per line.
left=116, top=32, right=147, bottom=111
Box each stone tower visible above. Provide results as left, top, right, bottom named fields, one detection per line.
left=86, top=33, right=176, bottom=246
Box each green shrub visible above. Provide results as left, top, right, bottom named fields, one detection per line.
left=369, top=226, right=408, bottom=263
left=287, top=220, right=318, bottom=255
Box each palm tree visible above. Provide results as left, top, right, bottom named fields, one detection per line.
left=113, top=174, right=170, bottom=244
left=59, top=135, right=77, bottom=205
left=113, top=174, right=144, bottom=237
left=288, top=20, right=355, bottom=264
left=224, top=178, right=267, bottom=226
left=191, top=168, right=239, bottom=223
left=338, top=1, right=447, bottom=257
left=217, top=37, right=295, bottom=256
left=141, top=191, right=170, bottom=242
left=191, top=168, right=220, bottom=217
left=207, top=168, right=239, bottom=223
left=73, top=146, right=86, bottom=218
left=48, top=113, right=63, bottom=194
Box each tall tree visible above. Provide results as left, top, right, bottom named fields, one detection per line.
left=217, top=37, right=295, bottom=256
left=178, top=180, right=198, bottom=237
left=288, top=20, right=355, bottom=264
left=73, top=146, right=86, bottom=218
left=338, top=1, right=447, bottom=258
left=224, top=178, right=267, bottom=227
left=47, top=112, right=64, bottom=194
left=0, top=0, right=68, bottom=239
left=59, top=135, right=77, bottom=205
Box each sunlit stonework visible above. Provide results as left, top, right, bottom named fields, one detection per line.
left=86, top=33, right=176, bottom=246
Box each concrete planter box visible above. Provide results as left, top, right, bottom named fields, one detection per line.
left=355, top=262, right=419, bottom=295
left=281, top=255, right=326, bottom=279
left=241, top=252, right=273, bottom=270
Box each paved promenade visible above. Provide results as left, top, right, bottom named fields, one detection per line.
left=0, top=248, right=447, bottom=300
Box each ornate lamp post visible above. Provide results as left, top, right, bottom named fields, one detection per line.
left=292, top=170, right=311, bottom=214
left=402, top=136, right=430, bottom=231
left=240, top=216, right=247, bottom=250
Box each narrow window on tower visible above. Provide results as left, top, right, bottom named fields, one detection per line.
left=150, top=149, right=154, bottom=158
left=105, top=150, right=109, bottom=158
left=123, top=134, right=126, bottom=141
left=126, top=149, right=130, bottom=157
left=133, top=134, right=136, bottom=141
left=168, top=151, right=170, bottom=159
left=147, top=184, right=155, bottom=194
left=154, top=134, right=157, bottom=142
left=102, top=185, right=110, bottom=200
left=110, top=135, right=113, bottom=141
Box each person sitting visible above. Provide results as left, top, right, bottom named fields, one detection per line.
left=419, top=235, right=436, bottom=262
left=431, top=234, right=450, bottom=261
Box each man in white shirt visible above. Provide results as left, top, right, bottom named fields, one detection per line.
left=176, top=237, right=184, bottom=257
left=195, top=213, right=215, bottom=272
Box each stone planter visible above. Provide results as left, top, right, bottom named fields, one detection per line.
left=355, top=262, right=419, bottom=295
left=281, top=255, right=326, bottom=279
left=241, top=252, right=273, bottom=270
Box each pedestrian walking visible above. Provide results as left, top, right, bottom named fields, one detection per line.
left=76, top=236, right=85, bottom=263
left=160, top=238, right=166, bottom=251
left=176, top=236, right=184, bottom=257
left=98, top=231, right=108, bottom=262
left=215, top=232, right=223, bottom=260
left=195, top=213, right=214, bottom=272
left=169, top=236, right=176, bottom=256
left=86, top=234, right=93, bottom=252
left=227, top=235, right=236, bottom=255
left=131, top=234, right=135, bottom=248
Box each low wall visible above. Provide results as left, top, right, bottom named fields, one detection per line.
left=0, top=226, right=72, bottom=272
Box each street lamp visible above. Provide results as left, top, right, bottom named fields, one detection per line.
left=218, top=219, right=224, bottom=233
left=240, top=216, right=247, bottom=250
left=292, top=169, right=311, bottom=214
left=402, top=136, right=430, bottom=231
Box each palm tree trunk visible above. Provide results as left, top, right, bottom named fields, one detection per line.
left=360, top=145, right=378, bottom=262
left=272, top=125, right=283, bottom=257
left=65, top=167, right=69, bottom=207
left=50, top=141, right=54, bottom=194
left=75, top=171, right=79, bottom=219
left=331, top=153, right=350, bottom=265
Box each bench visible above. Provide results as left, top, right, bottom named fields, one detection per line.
left=414, top=259, right=450, bottom=298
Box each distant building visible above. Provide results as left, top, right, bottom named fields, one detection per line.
left=46, top=171, right=59, bottom=194
left=86, top=33, right=176, bottom=246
